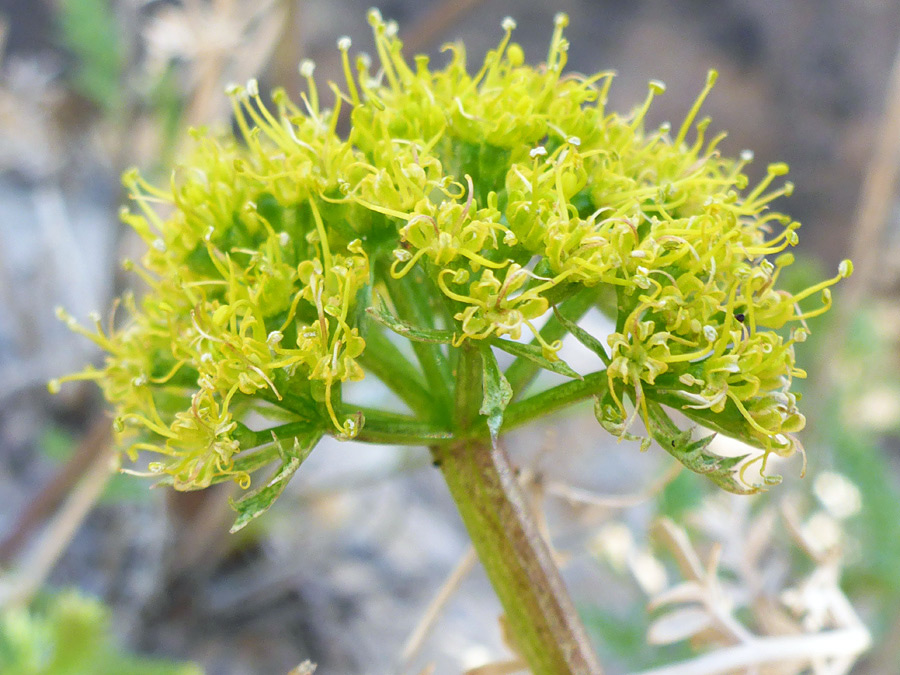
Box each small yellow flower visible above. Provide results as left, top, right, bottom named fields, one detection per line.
left=55, top=11, right=849, bottom=493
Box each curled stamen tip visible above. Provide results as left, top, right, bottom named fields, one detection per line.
left=88, top=311, right=101, bottom=323
left=567, top=136, right=581, bottom=146
left=54, top=306, right=68, bottom=321
left=740, top=149, right=754, bottom=162
left=838, top=259, right=853, bottom=278
left=768, top=162, right=790, bottom=176
left=648, top=79, right=666, bottom=95
left=385, top=20, right=398, bottom=37
left=706, top=69, right=719, bottom=85
left=121, top=167, right=139, bottom=186
left=554, top=12, right=569, bottom=27
left=245, top=78, right=259, bottom=97
left=452, top=268, right=469, bottom=284
left=793, top=327, right=809, bottom=343
left=337, top=36, right=352, bottom=51
left=299, top=59, right=316, bottom=78
left=47, top=379, right=61, bottom=394
left=529, top=145, right=547, bottom=158
left=501, top=16, right=517, bottom=31
left=224, top=82, right=241, bottom=96
left=782, top=181, right=794, bottom=196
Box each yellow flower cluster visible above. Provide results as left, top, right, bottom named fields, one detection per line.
left=55, top=10, right=848, bottom=491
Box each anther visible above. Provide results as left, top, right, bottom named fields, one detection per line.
left=299, top=59, right=316, bottom=78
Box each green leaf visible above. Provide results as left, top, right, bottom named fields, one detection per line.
left=648, top=387, right=765, bottom=447
left=553, top=307, right=611, bottom=366
left=39, top=426, right=76, bottom=462
left=490, top=337, right=582, bottom=380
left=365, top=304, right=455, bottom=343
left=581, top=604, right=693, bottom=671
left=479, top=345, right=512, bottom=442
left=57, top=0, right=125, bottom=111
left=0, top=590, right=201, bottom=675
left=229, top=429, right=322, bottom=532
left=657, top=469, right=703, bottom=519
left=231, top=443, right=284, bottom=477
left=644, top=399, right=758, bottom=495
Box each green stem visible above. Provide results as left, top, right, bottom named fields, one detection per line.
left=434, top=347, right=603, bottom=675
left=437, top=438, right=602, bottom=674
left=344, top=404, right=455, bottom=445
left=503, top=371, right=609, bottom=432
left=454, top=342, right=484, bottom=431
left=237, top=420, right=315, bottom=447
left=244, top=407, right=453, bottom=449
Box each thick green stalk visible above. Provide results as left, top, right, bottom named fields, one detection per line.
left=438, top=438, right=601, bottom=673
left=436, top=347, right=603, bottom=675
left=453, top=342, right=484, bottom=431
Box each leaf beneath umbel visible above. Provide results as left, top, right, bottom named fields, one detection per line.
left=552, top=306, right=611, bottom=367
left=229, top=429, right=323, bottom=532
left=479, top=345, right=513, bottom=444
left=365, top=304, right=454, bottom=343
left=490, top=337, right=582, bottom=380
left=644, top=399, right=759, bottom=495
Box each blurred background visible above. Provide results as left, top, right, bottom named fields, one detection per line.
left=1, top=1, right=900, bottom=673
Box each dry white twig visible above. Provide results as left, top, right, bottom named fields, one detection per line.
left=626, top=495, right=870, bottom=675
left=464, top=658, right=527, bottom=675
left=629, top=627, right=871, bottom=675
left=0, top=442, right=117, bottom=609
left=400, top=545, right=478, bottom=668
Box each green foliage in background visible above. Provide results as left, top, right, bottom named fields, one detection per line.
left=0, top=590, right=201, bottom=675
left=823, top=310, right=900, bottom=636
left=38, top=426, right=151, bottom=503
left=57, top=0, right=125, bottom=111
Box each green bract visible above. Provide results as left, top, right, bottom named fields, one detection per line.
left=54, top=11, right=849, bottom=513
